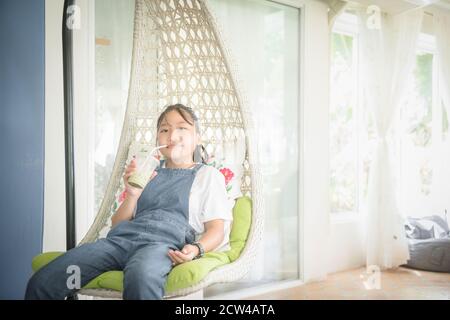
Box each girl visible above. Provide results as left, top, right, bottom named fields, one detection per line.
left=25, top=104, right=233, bottom=300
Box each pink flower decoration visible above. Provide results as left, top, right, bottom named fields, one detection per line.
left=219, top=167, right=234, bottom=185
left=119, top=190, right=127, bottom=203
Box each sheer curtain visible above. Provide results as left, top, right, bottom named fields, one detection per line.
left=435, top=12, right=450, bottom=122
left=433, top=12, right=450, bottom=214
left=357, top=8, right=423, bottom=269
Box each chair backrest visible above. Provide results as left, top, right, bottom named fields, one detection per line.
left=79, top=1, right=264, bottom=273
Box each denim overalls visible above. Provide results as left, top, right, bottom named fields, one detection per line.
left=25, top=161, right=202, bottom=300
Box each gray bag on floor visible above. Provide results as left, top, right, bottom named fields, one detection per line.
left=404, top=214, right=450, bottom=273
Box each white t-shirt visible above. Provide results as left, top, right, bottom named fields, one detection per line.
left=134, top=162, right=233, bottom=252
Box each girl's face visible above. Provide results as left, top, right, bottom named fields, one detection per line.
left=157, top=110, right=199, bottom=165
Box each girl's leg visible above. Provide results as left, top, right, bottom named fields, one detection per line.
left=122, top=243, right=173, bottom=300
left=25, top=238, right=125, bottom=300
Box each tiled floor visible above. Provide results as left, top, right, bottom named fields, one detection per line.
left=248, top=267, right=450, bottom=300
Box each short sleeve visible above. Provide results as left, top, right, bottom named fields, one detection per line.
left=200, top=167, right=233, bottom=223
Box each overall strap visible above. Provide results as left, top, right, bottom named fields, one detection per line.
left=191, top=162, right=204, bottom=174
left=158, top=159, right=204, bottom=172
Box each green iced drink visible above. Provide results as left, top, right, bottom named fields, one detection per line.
left=127, top=154, right=160, bottom=189
left=128, top=173, right=150, bottom=189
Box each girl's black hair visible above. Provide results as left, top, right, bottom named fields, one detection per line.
left=156, top=103, right=209, bottom=164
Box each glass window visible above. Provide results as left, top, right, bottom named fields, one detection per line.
left=330, top=17, right=448, bottom=221
left=94, top=0, right=134, bottom=214
left=329, top=13, right=361, bottom=215
left=399, top=34, right=438, bottom=216
left=206, top=0, right=300, bottom=289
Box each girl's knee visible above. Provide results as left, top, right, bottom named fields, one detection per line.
left=24, top=265, right=69, bottom=300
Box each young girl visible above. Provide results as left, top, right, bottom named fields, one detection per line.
left=25, top=104, right=233, bottom=300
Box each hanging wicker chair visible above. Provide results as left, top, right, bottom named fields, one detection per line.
left=77, top=0, right=263, bottom=299
left=37, top=0, right=264, bottom=299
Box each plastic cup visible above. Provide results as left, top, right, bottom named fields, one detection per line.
left=127, top=155, right=160, bottom=189
left=127, top=144, right=167, bottom=189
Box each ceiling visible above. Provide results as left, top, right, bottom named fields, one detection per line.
left=346, top=0, right=450, bottom=14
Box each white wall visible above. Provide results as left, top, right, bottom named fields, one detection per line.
left=328, top=216, right=366, bottom=273
left=302, top=0, right=368, bottom=277
left=300, top=0, right=332, bottom=282
left=44, top=0, right=66, bottom=252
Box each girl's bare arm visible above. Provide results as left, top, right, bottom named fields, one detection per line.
left=111, top=158, right=146, bottom=227
left=111, top=195, right=139, bottom=227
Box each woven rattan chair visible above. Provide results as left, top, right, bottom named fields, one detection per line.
left=71, top=0, right=264, bottom=299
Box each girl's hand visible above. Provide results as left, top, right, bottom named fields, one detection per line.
left=168, top=244, right=199, bottom=266
left=123, top=157, right=158, bottom=199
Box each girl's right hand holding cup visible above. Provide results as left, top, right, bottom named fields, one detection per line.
left=123, top=157, right=144, bottom=199
left=123, top=156, right=158, bottom=199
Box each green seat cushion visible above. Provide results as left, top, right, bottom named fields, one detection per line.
left=31, top=196, right=252, bottom=294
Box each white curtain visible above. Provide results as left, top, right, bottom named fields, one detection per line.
left=433, top=12, right=450, bottom=214
left=357, top=8, right=424, bottom=269
left=435, top=12, right=450, bottom=119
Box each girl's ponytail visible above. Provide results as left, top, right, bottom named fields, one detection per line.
left=194, top=144, right=209, bottom=164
